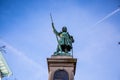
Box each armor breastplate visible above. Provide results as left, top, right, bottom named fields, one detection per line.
left=60, top=32, right=68, bottom=38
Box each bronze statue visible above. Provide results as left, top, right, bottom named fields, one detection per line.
left=50, top=14, right=74, bottom=55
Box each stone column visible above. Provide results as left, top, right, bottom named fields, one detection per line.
left=47, top=55, right=77, bottom=80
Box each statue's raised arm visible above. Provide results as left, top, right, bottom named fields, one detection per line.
left=50, top=13, right=59, bottom=36
left=52, top=22, right=59, bottom=36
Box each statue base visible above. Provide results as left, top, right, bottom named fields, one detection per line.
left=53, top=51, right=71, bottom=56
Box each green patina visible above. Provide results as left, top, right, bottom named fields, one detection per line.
left=51, top=22, right=74, bottom=56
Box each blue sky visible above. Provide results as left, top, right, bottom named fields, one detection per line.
left=0, top=0, right=120, bottom=80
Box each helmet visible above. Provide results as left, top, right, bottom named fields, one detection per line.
left=62, top=26, right=67, bottom=32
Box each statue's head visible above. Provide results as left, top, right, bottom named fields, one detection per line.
left=62, top=26, right=67, bottom=32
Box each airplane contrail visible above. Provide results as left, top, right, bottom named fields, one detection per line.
left=0, top=39, right=42, bottom=69
left=0, top=39, right=47, bottom=80
left=93, top=7, right=120, bottom=26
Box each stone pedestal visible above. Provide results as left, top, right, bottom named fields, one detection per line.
left=47, top=55, right=77, bottom=80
